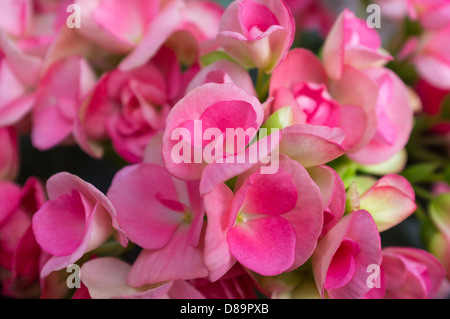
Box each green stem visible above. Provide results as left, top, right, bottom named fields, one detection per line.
left=414, top=186, right=435, bottom=201
left=256, top=69, right=270, bottom=102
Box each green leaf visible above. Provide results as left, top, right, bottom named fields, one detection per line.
left=200, top=50, right=234, bottom=67
left=401, top=162, right=439, bottom=183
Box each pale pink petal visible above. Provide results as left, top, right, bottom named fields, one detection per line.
left=81, top=257, right=173, bottom=299
left=119, top=0, right=185, bottom=71
left=279, top=124, right=346, bottom=168
left=127, top=226, right=208, bottom=287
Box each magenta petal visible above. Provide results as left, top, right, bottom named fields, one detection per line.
left=313, top=210, right=382, bottom=299
left=242, top=169, right=297, bottom=216
left=227, top=216, right=296, bottom=276
left=204, top=183, right=237, bottom=281
left=324, top=238, right=360, bottom=290
left=32, top=190, right=86, bottom=257
left=0, top=182, right=22, bottom=227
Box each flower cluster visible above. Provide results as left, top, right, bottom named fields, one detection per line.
left=0, top=0, right=449, bottom=299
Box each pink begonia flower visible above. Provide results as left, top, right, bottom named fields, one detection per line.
left=167, top=0, right=224, bottom=66
left=312, top=210, right=382, bottom=299
left=32, top=172, right=127, bottom=278
left=376, top=0, right=450, bottom=30
left=403, top=26, right=450, bottom=90
left=348, top=174, right=416, bottom=232
left=186, top=59, right=257, bottom=97
left=31, top=56, right=96, bottom=150
left=365, top=247, right=446, bottom=299
left=0, top=127, right=19, bottom=181
left=107, top=163, right=208, bottom=287
left=0, top=32, right=40, bottom=127
left=269, top=48, right=378, bottom=153
left=285, top=0, right=334, bottom=37
left=347, top=68, right=414, bottom=165
left=75, top=0, right=185, bottom=71
left=199, top=123, right=346, bottom=196
left=217, top=0, right=295, bottom=73
left=0, top=178, right=46, bottom=298
left=323, top=9, right=392, bottom=80
left=76, top=47, right=183, bottom=163
left=308, top=165, right=346, bottom=237
left=162, top=82, right=264, bottom=181
left=203, top=155, right=323, bottom=279
left=79, top=257, right=204, bottom=299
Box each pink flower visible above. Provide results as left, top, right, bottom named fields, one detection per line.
left=323, top=9, right=392, bottom=80
left=269, top=48, right=379, bottom=154
left=32, top=172, right=127, bottom=278
left=168, top=0, right=224, bottom=66
left=0, top=126, right=19, bottom=181
left=186, top=59, right=257, bottom=97
left=0, top=178, right=46, bottom=298
left=31, top=56, right=96, bottom=150
left=76, top=47, right=182, bottom=163
left=365, top=247, right=446, bottom=299
left=312, top=210, right=382, bottom=299
left=203, top=155, right=323, bottom=279
left=75, top=0, right=185, bottom=71
left=0, top=32, right=40, bottom=127
left=79, top=257, right=204, bottom=299
left=347, top=68, right=414, bottom=164
left=162, top=82, right=264, bottom=181
left=107, top=163, right=208, bottom=287
left=376, top=0, right=450, bottom=31
left=348, top=174, right=417, bottom=232
left=405, top=26, right=450, bottom=90
left=217, top=0, right=295, bottom=73
left=308, top=165, right=346, bottom=237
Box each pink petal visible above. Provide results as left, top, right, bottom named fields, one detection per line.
left=308, top=165, right=346, bottom=237
left=330, top=66, right=378, bottom=152
left=162, top=83, right=263, bottom=181
left=270, top=48, right=328, bottom=96
left=46, top=172, right=127, bottom=247
left=127, top=226, right=208, bottom=287
left=119, top=0, right=185, bottom=71
left=203, top=183, right=237, bottom=281
left=348, top=68, right=414, bottom=164
left=81, top=257, right=173, bottom=299
left=241, top=168, right=298, bottom=216
left=278, top=124, right=346, bottom=168
left=107, top=164, right=182, bottom=250
left=227, top=216, right=296, bottom=276
left=313, top=210, right=382, bottom=299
